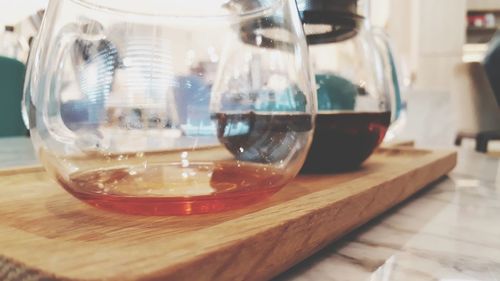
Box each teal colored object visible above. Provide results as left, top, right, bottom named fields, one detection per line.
left=0, top=56, right=26, bottom=136
left=254, top=85, right=308, bottom=112
left=315, top=73, right=357, bottom=111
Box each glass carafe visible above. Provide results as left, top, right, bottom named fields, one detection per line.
left=297, top=0, right=400, bottom=172
left=371, top=26, right=407, bottom=142
left=24, top=0, right=316, bottom=215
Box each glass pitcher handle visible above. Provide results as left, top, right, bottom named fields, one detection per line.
left=372, top=27, right=403, bottom=122
left=42, top=23, right=107, bottom=146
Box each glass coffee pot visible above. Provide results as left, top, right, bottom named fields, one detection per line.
left=371, top=26, right=408, bottom=142
left=296, top=0, right=402, bottom=172
left=23, top=0, right=316, bottom=215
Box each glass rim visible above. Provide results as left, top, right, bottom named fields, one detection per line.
left=69, top=0, right=283, bottom=20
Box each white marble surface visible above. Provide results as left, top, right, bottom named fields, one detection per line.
left=396, top=89, right=459, bottom=148
left=0, top=136, right=37, bottom=168
left=275, top=148, right=500, bottom=281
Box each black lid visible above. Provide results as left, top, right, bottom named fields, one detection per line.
left=237, top=0, right=363, bottom=49
left=298, top=0, right=358, bottom=18
left=5, top=25, right=14, bottom=32
left=296, top=0, right=363, bottom=44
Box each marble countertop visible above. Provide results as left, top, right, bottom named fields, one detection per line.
left=1, top=137, right=499, bottom=280
left=277, top=148, right=500, bottom=281
left=0, top=136, right=37, bottom=168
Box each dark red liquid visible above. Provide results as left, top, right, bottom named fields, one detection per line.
left=301, top=111, right=391, bottom=173
left=215, top=112, right=313, bottom=163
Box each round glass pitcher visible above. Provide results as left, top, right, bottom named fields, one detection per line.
left=296, top=0, right=402, bottom=172
left=371, top=26, right=408, bottom=143
left=23, top=0, right=316, bottom=215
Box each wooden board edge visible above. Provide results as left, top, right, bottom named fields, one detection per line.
left=0, top=165, right=44, bottom=176
left=137, top=150, right=457, bottom=281
left=381, top=139, right=415, bottom=148
left=259, top=150, right=458, bottom=280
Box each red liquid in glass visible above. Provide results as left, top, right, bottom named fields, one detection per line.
left=49, top=112, right=312, bottom=215
left=301, top=111, right=391, bottom=173
left=57, top=162, right=288, bottom=216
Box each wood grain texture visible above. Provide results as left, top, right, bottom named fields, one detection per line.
left=0, top=148, right=457, bottom=281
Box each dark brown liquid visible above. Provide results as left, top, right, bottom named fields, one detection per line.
left=215, top=112, right=313, bottom=163
left=56, top=161, right=289, bottom=216
left=301, top=111, right=391, bottom=173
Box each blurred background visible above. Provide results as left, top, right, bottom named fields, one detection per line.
left=1, top=0, right=499, bottom=150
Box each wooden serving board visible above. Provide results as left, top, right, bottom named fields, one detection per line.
left=0, top=147, right=456, bottom=281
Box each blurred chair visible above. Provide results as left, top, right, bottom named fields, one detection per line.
left=454, top=62, right=500, bottom=152
left=0, top=56, right=27, bottom=137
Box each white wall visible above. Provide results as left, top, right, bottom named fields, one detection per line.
left=384, top=0, right=466, bottom=93
left=0, top=0, right=47, bottom=26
